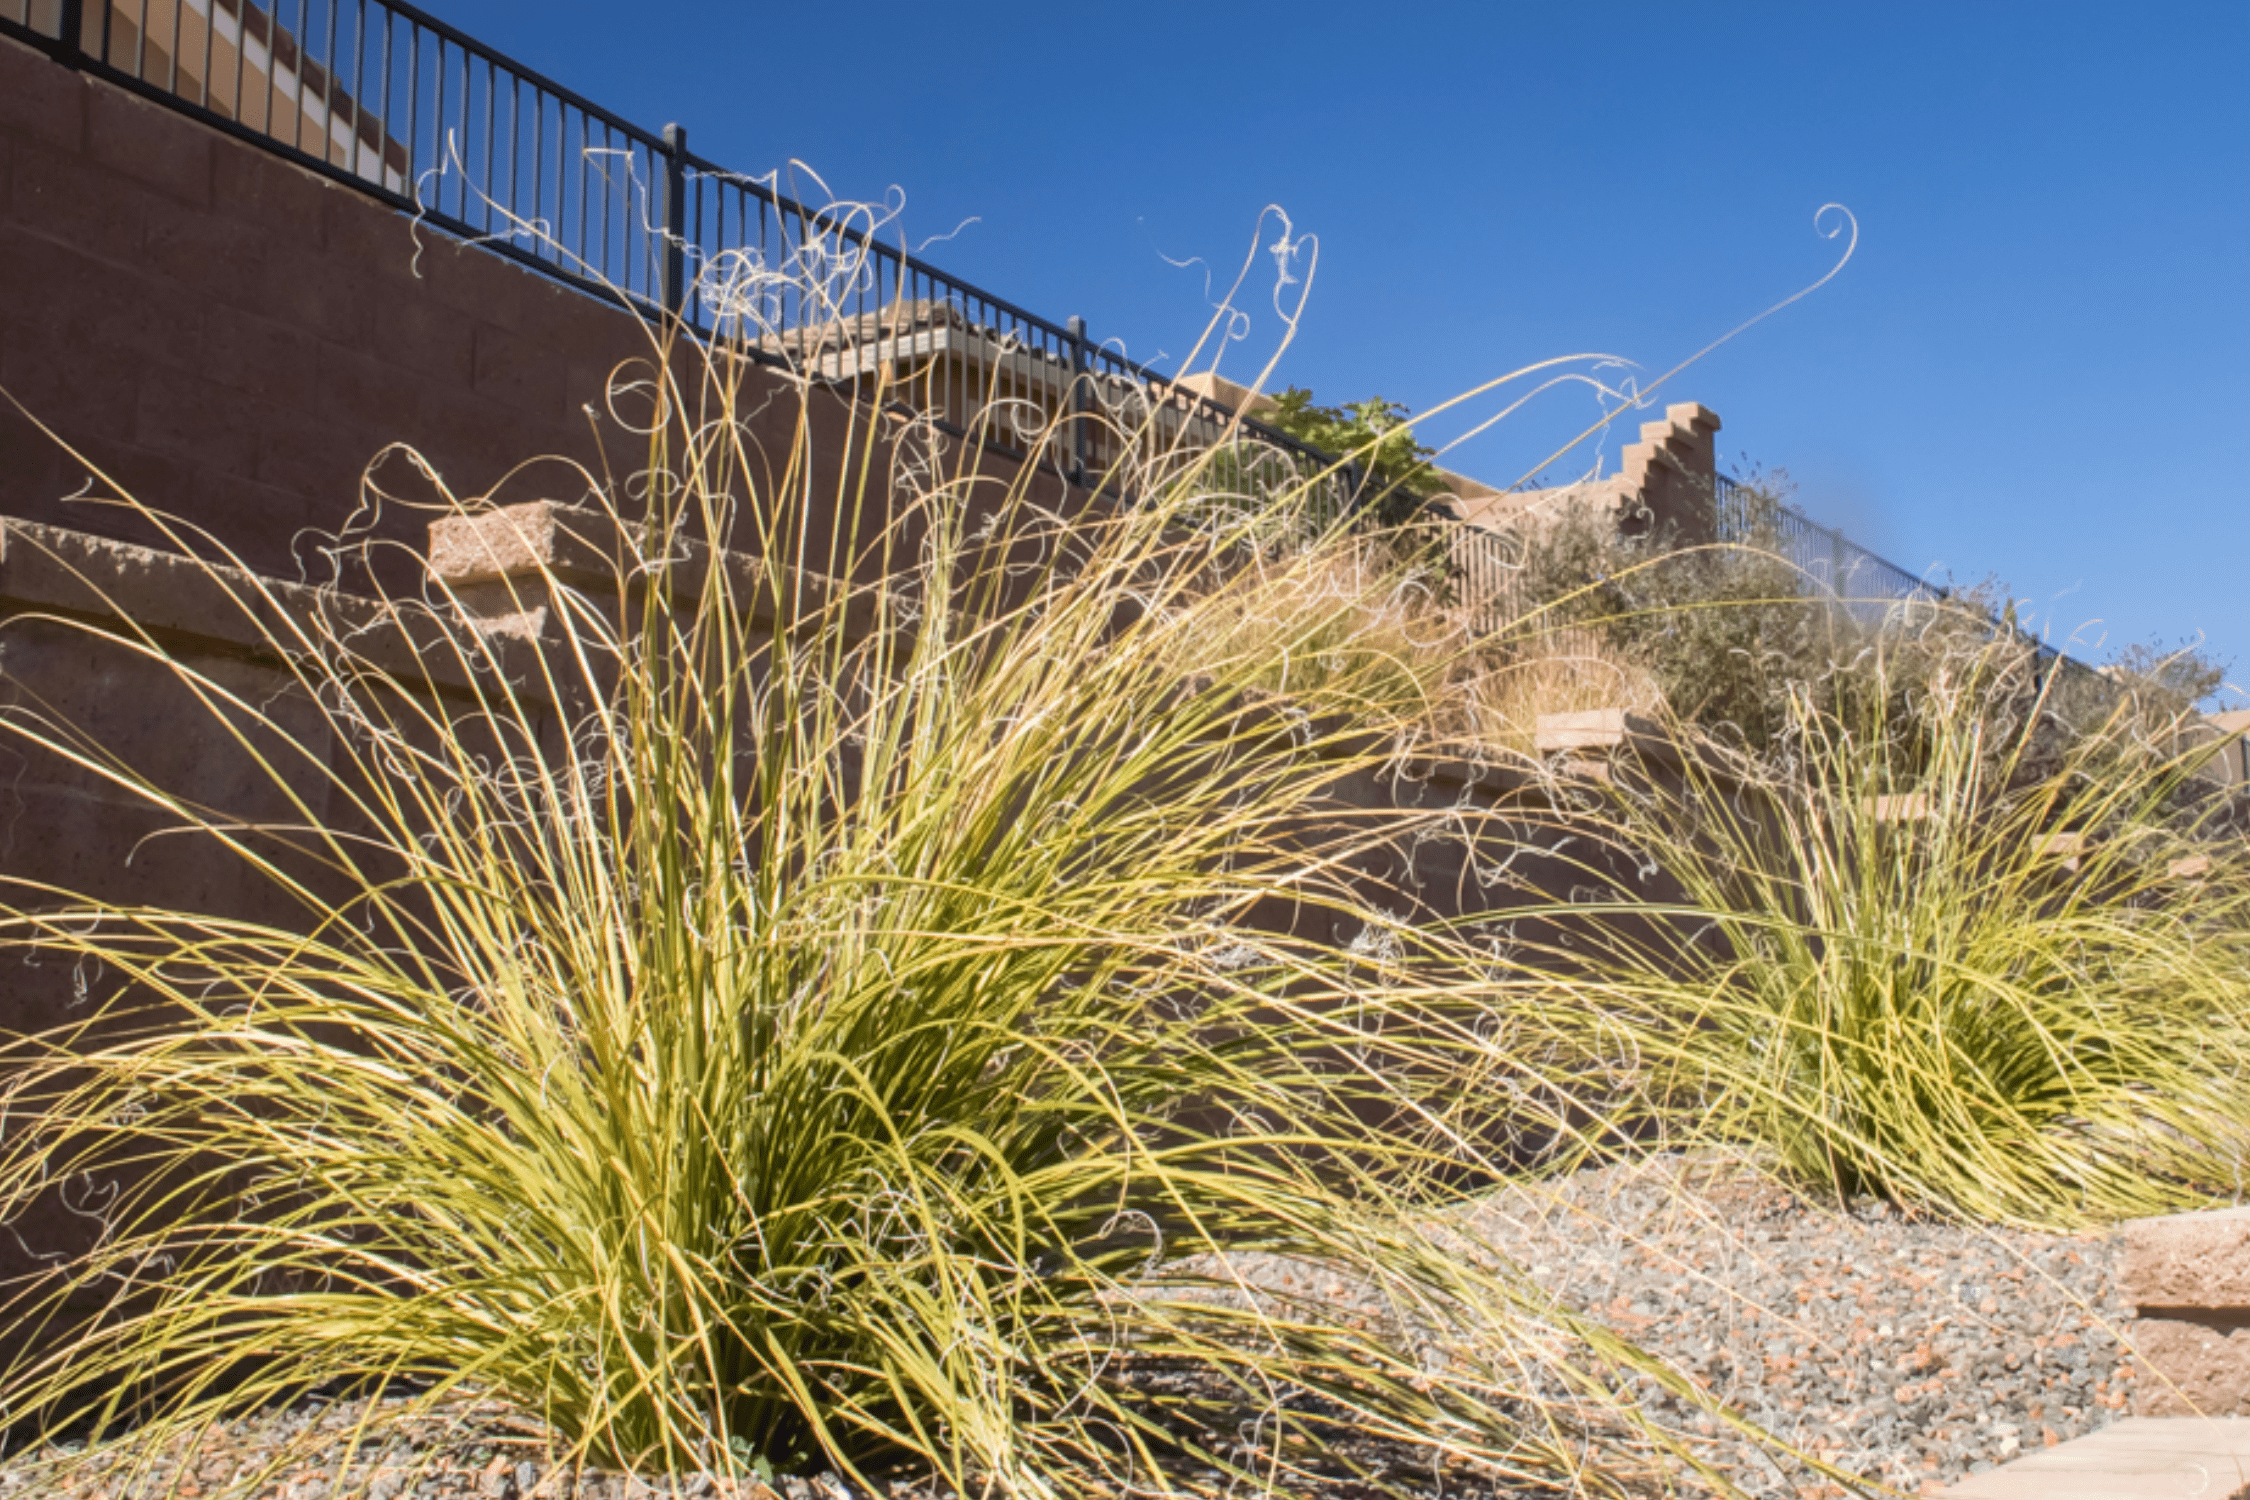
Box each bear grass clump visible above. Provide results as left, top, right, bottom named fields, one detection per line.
left=0, top=255, right=1779, bottom=1497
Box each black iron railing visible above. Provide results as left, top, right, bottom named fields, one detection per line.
left=1446, top=474, right=2117, bottom=712
left=0, top=0, right=2125, bottom=712
left=1715, top=477, right=1947, bottom=617
left=1444, top=474, right=1954, bottom=637
left=1714, top=481, right=2118, bottom=705
left=0, top=0, right=1360, bottom=499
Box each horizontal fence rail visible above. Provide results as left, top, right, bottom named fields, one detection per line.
left=1, top=0, right=2125, bottom=718
left=1716, top=477, right=1950, bottom=625
left=1714, top=482, right=2121, bottom=711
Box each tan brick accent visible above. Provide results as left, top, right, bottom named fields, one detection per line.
left=2122, top=1207, right=2250, bottom=1416
left=2125, top=1317, right=2250, bottom=1418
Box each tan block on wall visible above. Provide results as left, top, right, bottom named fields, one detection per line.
left=1534, top=707, right=1628, bottom=753
left=2123, top=1206, right=2250, bottom=1416
left=426, top=500, right=624, bottom=588
left=2128, top=1316, right=2250, bottom=1417
left=2123, top=1206, right=2250, bottom=1309
left=1532, top=709, right=1675, bottom=767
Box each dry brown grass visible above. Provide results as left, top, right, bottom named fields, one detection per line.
left=1173, top=540, right=1666, bottom=766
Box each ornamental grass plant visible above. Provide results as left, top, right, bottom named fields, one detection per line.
left=1551, top=625, right=2250, bottom=1229
left=0, top=207, right=1810, bottom=1498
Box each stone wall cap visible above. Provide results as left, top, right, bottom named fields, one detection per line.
left=2122, top=1205, right=2250, bottom=1312
left=1532, top=709, right=1679, bottom=767
left=426, top=501, right=629, bottom=587
left=1534, top=708, right=1629, bottom=751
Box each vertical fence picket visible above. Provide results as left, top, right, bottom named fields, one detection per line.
left=1065, top=316, right=1090, bottom=487
left=660, top=122, right=686, bottom=316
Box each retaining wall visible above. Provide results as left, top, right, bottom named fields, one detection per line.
left=0, top=28, right=1087, bottom=596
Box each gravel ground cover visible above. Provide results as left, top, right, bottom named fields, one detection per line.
left=0, top=1154, right=2133, bottom=1500
left=1458, top=1152, right=2131, bottom=1496
left=0, top=1394, right=726, bottom=1500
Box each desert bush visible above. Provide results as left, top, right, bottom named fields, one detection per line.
left=0, top=225, right=1792, bottom=1497
left=1249, top=387, right=1444, bottom=521
left=1491, top=492, right=1885, bottom=754
left=1455, top=626, right=1666, bottom=757
left=1162, top=534, right=1455, bottom=707
left=1482, top=482, right=2202, bottom=782
left=2099, top=636, right=2233, bottom=725
left=1553, top=652, right=2250, bottom=1229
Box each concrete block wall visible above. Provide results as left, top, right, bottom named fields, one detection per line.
left=0, top=24, right=1108, bottom=595
left=0, top=28, right=667, bottom=583
left=1614, top=403, right=1724, bottom=541
left=0, top=514, right=508, bottom=1326
left=1450, top=403, right=1726, bottom=545
left=2122, top=1206, right=2250, bottom=1416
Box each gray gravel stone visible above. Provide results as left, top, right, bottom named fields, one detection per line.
left=1455, top=1152, right=2133, bottom=1495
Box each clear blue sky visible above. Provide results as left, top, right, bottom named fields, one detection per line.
left=447, top=0, right=2249, bottom=691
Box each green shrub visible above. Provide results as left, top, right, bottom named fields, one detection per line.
left=1250, top=387, right=1443, bottom=512
left=1500, top=499, right=1850, bottom=752
left=1487, top=484, right=2196, bottom=782
left=2100, top=636, right=2233, bottom=723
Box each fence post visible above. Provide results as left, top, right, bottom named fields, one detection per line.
left=1065, top=316, right=1090, bottom=487
left=659, top=124, right=687, bottom=316
left=54, top=0, right=84, bottom=63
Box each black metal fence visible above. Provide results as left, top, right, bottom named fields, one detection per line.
left=1714, top=480, right=2119, bottom=706
left=1443, top=473, right=2118, bottom=714
left=1, top=0, right=2124, bottom=711
left=1444, top=474, right=1953, bottom=638
left=1714, top=477, right=1948, bottom=620
left=0, top=0, right=1363, bottom=499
